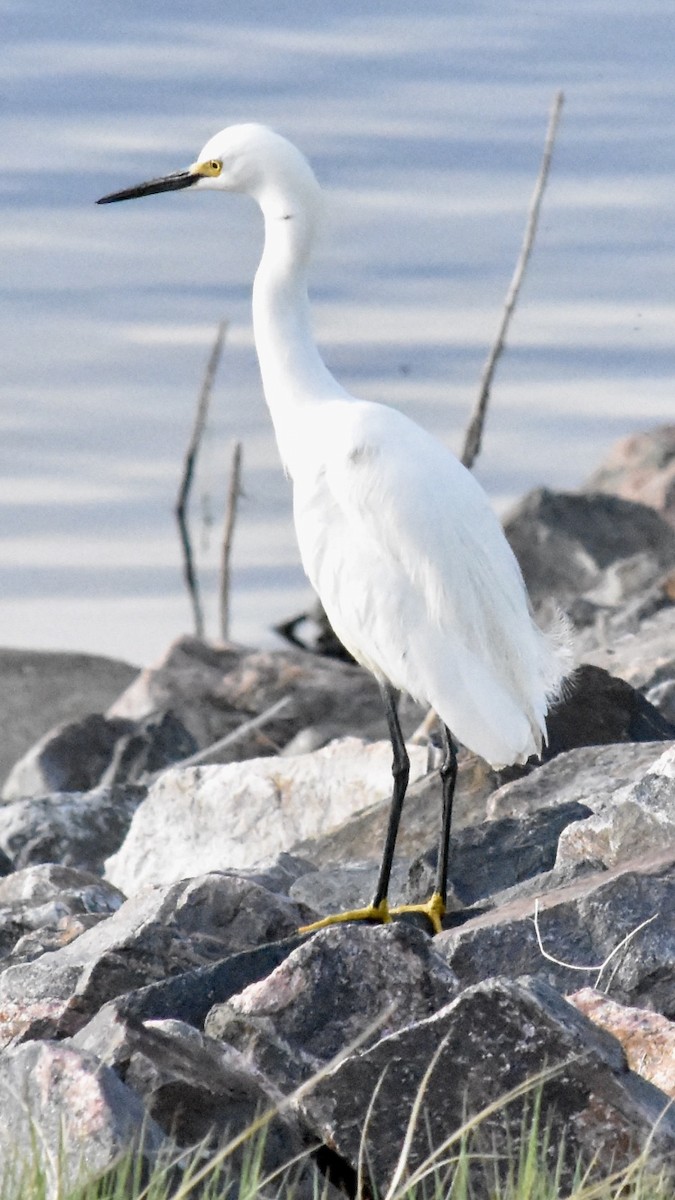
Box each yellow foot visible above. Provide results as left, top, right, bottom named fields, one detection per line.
left=299, top=899, right=391, bottom=935
left=389, top=891, right=446, bottom=935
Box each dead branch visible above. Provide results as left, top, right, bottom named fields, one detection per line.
left=218, top=439, right=243, bottom=641
left=531, top=898, right=658, bottom=991
left=151, top=694, right=293, bottom=778
left=175, top=320, right=228, bottom=638
left=460, top=89, right=564, bottom=469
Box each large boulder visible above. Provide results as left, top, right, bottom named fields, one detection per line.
left=107, top=635, right=424, bottom=754
left=2, top=711, right=196, bottom=801
left=0, top=785, right=146, bottom=875
left=205, top=923, right=459, bottom=1089
left=504, top=488, right=675, bottom=617
left=0, top=872, right=311, bottom=1047
left=582, top=423, right=675, bottom=530
left=434, top=848, right=675, bottom=1017
left=298, top=976, right=675, bottom=1195
left=0, top=1040, right=167, bottom=1197
left=0, top=648, right=137, bottom=791
left=104, top=737, right=428, bottom=894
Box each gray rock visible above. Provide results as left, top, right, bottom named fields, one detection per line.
left=0, top=785, right=147, bottom=875
left=96, top=934, right=308, bottom=1031
left=0, top=864, right=124, bottom=966
left=556, top=745, right=675, bottom=870
left=577, top=604, right=675, bottom=715
left=434, top=848, right=675, bottom=1017
left=2, top=710, right=196, bottom=801
left=504, top=488, right=675, bottom=616
left=403, top=799, right=592, bottom=911
left=543, top=664, right=675, bottom=758
left=205, top=923, right=459, bottom=1089
left=290, top=860, right=411, bottom=916
left=298, top=976, right=675, bottom=1195
left=104, top=738, right=428, bottom=895
left=289, top=752, right=500, bottom=870
left=582, top=423, right=675, bottom=530
left=0, top=647, right=138, bottom=792
left=0, top=1040, right=167, bottom=1198
left=108, top=634, right=425, bottom=755
left=221, top=852, right=318, bottom=898
left=487, top=740, right=671, bottom=820
left=72, top=1009, right=306, bottom=1175
left=0, top=872, right=311, bottom=1047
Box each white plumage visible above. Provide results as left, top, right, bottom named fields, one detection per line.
left=98, top=122, right=570, bottom=930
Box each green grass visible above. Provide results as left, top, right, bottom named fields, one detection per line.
left=1, top=1069, right=671, bottom=1200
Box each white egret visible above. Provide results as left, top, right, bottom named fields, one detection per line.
left=98, top=124, right=570, bottom=934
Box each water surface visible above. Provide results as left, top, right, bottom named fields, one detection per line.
left=1, top=1, right=673, bottom=664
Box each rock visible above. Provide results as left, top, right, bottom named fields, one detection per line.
left=2, top=711, right=197, bottom=801
left=434, top=849, right=675, bottom=1017
left=0, top=785, right=147, bottom=875
left=0, top=1040, right=167, bottom=1197
left=576, top=604, right=675, bottom=720
left=556, top=744, right=675, bottom=869
left=290, top=753, right=500, bottom=868
left=72, top=1010, right=307, bottom=1178
left=205, top=923, right=459, bottom=1089
left=504, top=488, right=675, bottom=617
left=403, top=799, right=592, bottom=910
left=101, top=934, right=307, bottom=1030
left=107, top=635, right=424, bottom=756
left=583, top=424, right=675, bottom=529
left=104, top=738, right=428, bottom=894
left=569, top=988, right=675, bottom=1100
left=543, top=664, right=675, bottom=758
left=0, top=647, right=138, bottom=792
left=289, top=680, right=673, bottom=901
left=487, top=740, right=671, bottom=820
left=0, top=864, right=124, bottom=965
left=0, top=873, right=310, bottom=1047
left=220, top=852, right=317, bottom=898
left=298, top=976, right=675, bottom=1195
left=289, top=859, right=411, bottom=916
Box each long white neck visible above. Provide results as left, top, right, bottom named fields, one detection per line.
left=251, top=175, right=346, bottom=473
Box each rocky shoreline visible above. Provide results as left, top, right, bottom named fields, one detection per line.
left=0, top=425, right=674, bottom=1195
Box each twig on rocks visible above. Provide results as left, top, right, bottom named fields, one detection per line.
left=460, top=89, right=564, bottom=470
left=175, top=320, right=228, bottom=638
left=150, top=694, right=293, bottom=779
left=594, top=912, right=658, bottom=991
left=532, top=899, right=605, bottom=972
left=218, top=439, right=243, bottom=641
left=531, top=899, right=658, bottom=990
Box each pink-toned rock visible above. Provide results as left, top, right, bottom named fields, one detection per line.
left=583, top=424, right=675, bottom=530
left=569, top=988, right=675, bottom=1100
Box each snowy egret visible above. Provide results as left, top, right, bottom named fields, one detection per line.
left=98, top=124, right=570, bottom=934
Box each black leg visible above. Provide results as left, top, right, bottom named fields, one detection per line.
left=372, top=684, right=410, bottom=908
left=434, top=724, right=457, bottom=904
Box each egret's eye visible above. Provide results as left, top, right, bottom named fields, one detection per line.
left=208, top=159, right=222, bottom=175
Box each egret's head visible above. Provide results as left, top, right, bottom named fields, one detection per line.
left=97, top=123, right=319, bottom=211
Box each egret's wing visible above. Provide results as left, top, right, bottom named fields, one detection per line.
left=300, top=400, right=564, bottom=764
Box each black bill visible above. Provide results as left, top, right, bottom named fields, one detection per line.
left=97, top=170, right=197, bottom=205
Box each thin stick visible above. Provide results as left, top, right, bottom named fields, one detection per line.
left=460, top=89, right=564, bottom=469
left=175, top=320, right=228, bottom=637
left=532, top=898, right=605, bottom=973
left=218, top=439, right=243, bottom=641
left=150, top=695, right=293, bottom=779
left=531, top=899, right=658, bottom=988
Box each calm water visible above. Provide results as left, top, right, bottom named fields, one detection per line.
left=1, top=1, right=674, bottom=665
